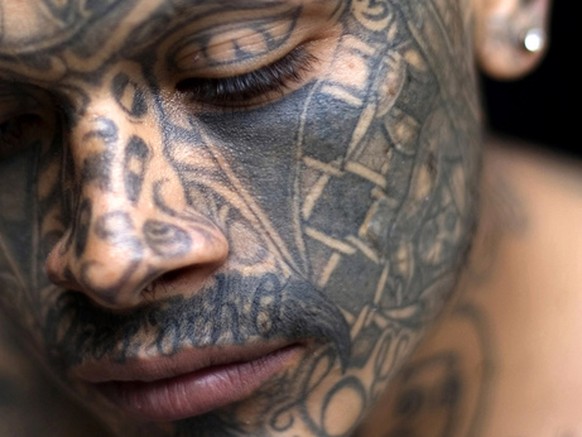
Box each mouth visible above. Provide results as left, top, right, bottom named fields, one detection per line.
left=72, top=341, right=304, bottom=421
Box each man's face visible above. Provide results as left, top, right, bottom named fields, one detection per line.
left=0, top=0, right=480, bottom=435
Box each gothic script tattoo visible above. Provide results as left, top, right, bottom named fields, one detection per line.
left=0, top=0, right=481, bottom=435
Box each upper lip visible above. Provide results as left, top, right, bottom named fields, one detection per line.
left=71, top=340, right=299, bottom=384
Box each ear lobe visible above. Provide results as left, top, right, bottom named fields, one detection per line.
left=474, top=0, right=552, bottom=80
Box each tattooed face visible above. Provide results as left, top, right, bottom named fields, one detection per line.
left=0, top=0, right=481, bottom=435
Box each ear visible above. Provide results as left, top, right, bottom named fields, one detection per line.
left=473, top=0, right=552, bottom=80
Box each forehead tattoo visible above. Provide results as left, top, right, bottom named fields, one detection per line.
left=0, top=0, right=480, bottom=435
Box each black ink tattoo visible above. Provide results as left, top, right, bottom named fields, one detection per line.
left=0, top=0, right=481, bottom=435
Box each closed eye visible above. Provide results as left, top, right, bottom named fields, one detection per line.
left=175, top=46, right=317, bottom=108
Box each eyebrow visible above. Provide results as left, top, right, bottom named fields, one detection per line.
left=171, top=0, right=292, bottom=12
left=184, top=0, right=288, bottom=5
left=141, top=0, right=302, bottom=48
left=146, top=0, right=300, bottom=37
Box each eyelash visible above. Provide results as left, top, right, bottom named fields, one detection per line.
left=176, top=46, right=317, bottom=107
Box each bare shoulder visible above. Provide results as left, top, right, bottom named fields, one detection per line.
left=481, top=137, right=582, bottom=435
left=482, top=135, right=582, bottom=287
left=485, top=135, right=582, bottom=202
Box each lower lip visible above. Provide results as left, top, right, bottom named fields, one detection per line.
left=94, top=345, right=301, bottom=421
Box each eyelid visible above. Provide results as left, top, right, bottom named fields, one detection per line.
left=175, top=45, right=317, bottom=107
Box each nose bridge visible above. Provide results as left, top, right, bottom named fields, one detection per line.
left=56, top=99, right=156, bottom=302
left=71, top=104, right=152, bottom=208
left=62, top=62, right=162, bottom=212
left=67, top=99, right=151, bottom=250
left=45, top=83, right=229, bottom=310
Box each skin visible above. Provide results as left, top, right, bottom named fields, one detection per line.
left=358, top=138, right=582, bottom=437
left=0, top=0, right=482, bottom=435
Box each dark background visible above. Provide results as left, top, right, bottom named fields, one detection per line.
left=481, top=0, right=578, bottom=158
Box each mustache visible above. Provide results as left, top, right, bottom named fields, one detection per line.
left=44, top=272, right=351, bottom=371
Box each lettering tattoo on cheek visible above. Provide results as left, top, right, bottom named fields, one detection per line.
left=0, top=0, right=481, bottom=436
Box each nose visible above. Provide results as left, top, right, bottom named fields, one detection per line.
left=45, top=105, right=228, bottom=310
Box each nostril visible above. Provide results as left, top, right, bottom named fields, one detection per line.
left=45, top=261, right=81, bottom=293
left=158, top=268, right=185, bottom=284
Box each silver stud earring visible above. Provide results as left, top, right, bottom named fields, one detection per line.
left=522, top=27, right=546, bottom=53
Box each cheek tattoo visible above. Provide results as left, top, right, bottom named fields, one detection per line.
left=0, top=0, right=480, bottom=436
